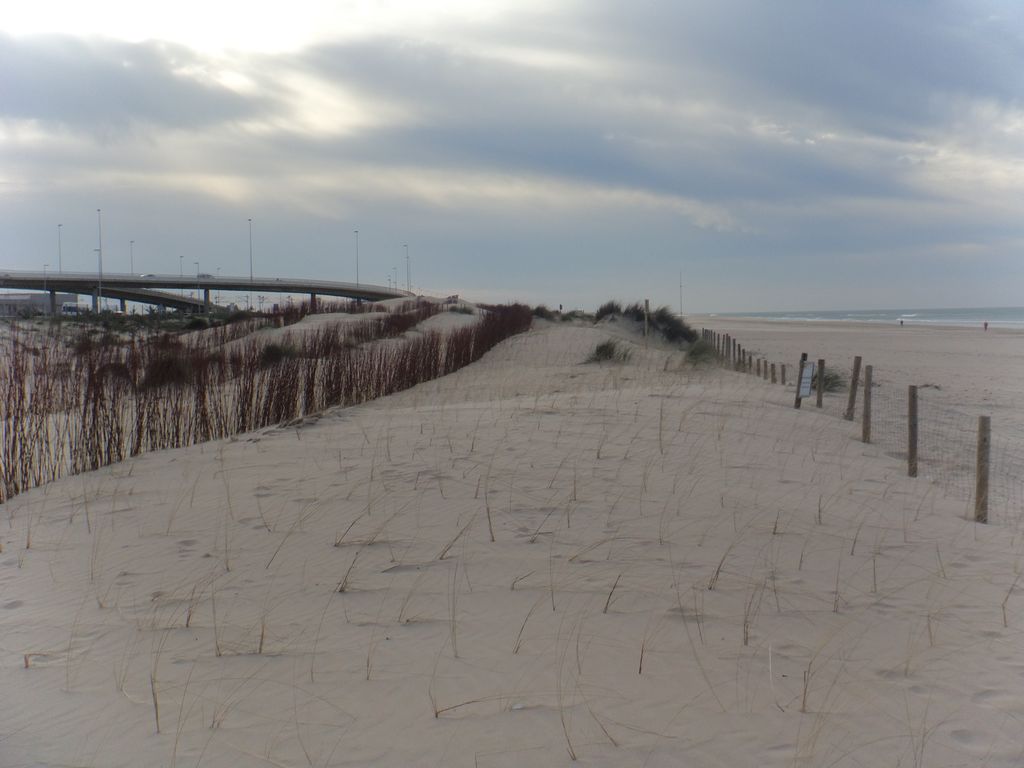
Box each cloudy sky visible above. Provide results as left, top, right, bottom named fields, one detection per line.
left=2, top=1, right=1023, bottom=312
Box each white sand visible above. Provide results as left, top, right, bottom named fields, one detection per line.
left=413, top=310, right=480, bottom=334
left=696, top=316, right=1024, bottom=524
left=2, top=321, right=1024, bottom=766
left=212, top=303, right=477, bottom=354
left=693, top=316, right=1024, bottom=428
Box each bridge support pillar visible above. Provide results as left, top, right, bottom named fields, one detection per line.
left=92, top=289, right=99, bottom=313
left=310, top=292, right=317, bottom=312
left=119, top=298, right=127, bottom=313
left=49, top=290, right=57, bottom=316
left=204, top=288, right=211, bottom=313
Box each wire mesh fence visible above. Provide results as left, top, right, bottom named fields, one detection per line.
left=700, top=328, right=1024, bottom=528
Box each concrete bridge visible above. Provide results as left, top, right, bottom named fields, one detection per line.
left=0, top=270, right=410, bottom=313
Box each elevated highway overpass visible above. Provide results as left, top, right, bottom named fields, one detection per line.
left=0, top=270, right=409, bottom=313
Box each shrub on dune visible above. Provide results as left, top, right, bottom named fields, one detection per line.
left=653, top=306, right=697, bottom=344
left=817, top=369, right=846, bottom=392
left=595, top=299, right=697, bottom=344
left=685, top=339, right=715, bottom=364
left=587, top=339, right=631, bottom=363
left=623, top=302, right=646, bottom=323
left=595, top=301, right=622, bottom=321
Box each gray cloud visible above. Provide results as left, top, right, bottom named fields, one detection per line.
left=568, top=1, right=1024, bottom=136
left=283, top=35, right=919, bottom=207
left=0, top=34, right=266, bottom=134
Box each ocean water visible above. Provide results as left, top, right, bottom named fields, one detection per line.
left=718, top=306, right=1024, bottom=329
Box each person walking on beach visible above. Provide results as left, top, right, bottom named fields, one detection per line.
left=984, top=321, right=989, bottom=331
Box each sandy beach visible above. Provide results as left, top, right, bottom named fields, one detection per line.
left=693, top=316, right=1024, bottom=424
left=3, top=316, right=1024, bottom=766
left=696, top=316, right=1024, bottom=523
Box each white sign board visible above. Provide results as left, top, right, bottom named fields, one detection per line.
left=798, top=362, right=816, bottom=398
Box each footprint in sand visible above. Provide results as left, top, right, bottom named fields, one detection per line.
left=970, top=688, right=1018, bottom=707
left=950, top=729, right=977, bottom=745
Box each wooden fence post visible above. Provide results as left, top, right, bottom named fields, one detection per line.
left=763, top=360, right=768, bottom=381
left=756, top=358, right=761, bottom=377
left=816, top=358, right=825, bottom=408
left=844, top=356, right=862, bottom=421
left=780, top=364, right=786, bottom=386
left=975, top=416, right=990, bottom=523
left=794, top=353, right=808, bottom=409
left=907, top=385, right=918, bottom=477
left=771, top=362, right=776, bottom=384
left=861, top=365, right=872, bottom=443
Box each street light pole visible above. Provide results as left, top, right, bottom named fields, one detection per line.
left=248, top=217, right=254, bottom=310
left=354, top=230, right=360, bottom=287
left=96, top=209, right=103, bottom=312
left=404, top=244, right=410, bottom=292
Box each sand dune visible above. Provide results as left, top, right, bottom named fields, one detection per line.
left=2, top=321, right=1023, bottom=766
